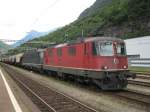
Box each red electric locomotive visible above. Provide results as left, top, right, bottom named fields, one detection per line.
left=43, top=37, right=135, bottom=90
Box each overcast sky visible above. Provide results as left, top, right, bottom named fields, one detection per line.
left=0, top=0, right=96, bottom=44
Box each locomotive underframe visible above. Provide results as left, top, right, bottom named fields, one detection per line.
left=43, top=65, right=131, bottom=90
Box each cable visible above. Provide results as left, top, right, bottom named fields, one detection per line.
left=0, top=39, right=19, bottom=42
left=28, top=0, right=60, bottom=31
left=11, top=0, right=60, bottom=46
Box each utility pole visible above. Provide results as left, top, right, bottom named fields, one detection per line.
left=65, top=32, right=69, bottom=42
left=81, top=24, right=84, bottom=41
left=82, top=23, right=84, bottom=38
left=82, top=29, right=84, bottom=38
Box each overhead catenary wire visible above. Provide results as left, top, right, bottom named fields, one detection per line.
left=27, top=0, right=60, bottom=32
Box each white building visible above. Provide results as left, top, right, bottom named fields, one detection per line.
left=125, top=36, right=150, bottom=59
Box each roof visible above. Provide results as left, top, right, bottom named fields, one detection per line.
left=84, top=37, right=123, bottom=42
left=47, top=37, right=124, bottom=49
left=125, top=36, right=150, bottom=58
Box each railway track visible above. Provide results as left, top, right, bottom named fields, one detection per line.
left=128, top=72, right=150, bottom=87
left=2, top=64, right=98, bottom=112
left=2, top=63, right=150, bottom=110
left=133, top=72, right=150, bottom=76
left=115, top=89, right=150, bottom=106
left=128, top=80, right=150, bottom=87
left=130, top=72, right=150, bottom=79
left=136, top=74, right=150, bottom=80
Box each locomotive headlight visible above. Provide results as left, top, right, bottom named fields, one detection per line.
left=123, top=66, right=127, bottom=69
left=104, top=66, right=108, bottom=70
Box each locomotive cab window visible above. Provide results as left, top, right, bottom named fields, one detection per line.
left=57, top=48, right=62, bottom=57
left=116, top=43, right=126, bottom=55
left=93, top=41, right=113, bottom=56
left=68, top=47, right=76, bottom=56
left=48, top=49, right=53, bottom=56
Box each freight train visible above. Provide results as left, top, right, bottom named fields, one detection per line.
left=1, top=37, right=135, bottom=90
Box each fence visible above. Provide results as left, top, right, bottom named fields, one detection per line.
left=128, top=58, right=150, bottom=67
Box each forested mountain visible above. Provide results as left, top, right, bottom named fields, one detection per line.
left=32, top=0, right=150, bottom=43
left=78, top=0, right=112, bottom=19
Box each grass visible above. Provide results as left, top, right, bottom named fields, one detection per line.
left=129, top=66, right=150, bottom=73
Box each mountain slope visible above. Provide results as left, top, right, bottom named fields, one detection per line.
left=0, top=41, right=11, bottom=54
left=78, top=0, right=112, bottom=19
left=13, top=30, right=48, bottom=47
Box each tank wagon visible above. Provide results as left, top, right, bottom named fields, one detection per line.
left=15, top=53, right=24, bottom=66
left=2, top=53, right=24, bottom=65
left=1, top=37, right=135, bottom=90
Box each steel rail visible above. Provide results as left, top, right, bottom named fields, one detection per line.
left=116, top=89, right=150, bottom=105
left=128, top=80, right=150, bottom=87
